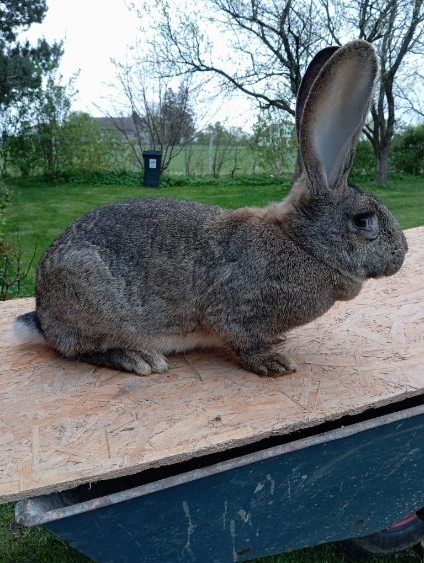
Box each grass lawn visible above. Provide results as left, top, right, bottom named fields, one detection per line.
left=1, top=173, right=423, bottom=562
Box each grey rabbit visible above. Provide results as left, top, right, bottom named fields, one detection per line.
left=13, top=40, right=407, bottom=377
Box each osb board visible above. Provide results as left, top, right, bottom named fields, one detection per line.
left=0, top=227, right=423, bottom=503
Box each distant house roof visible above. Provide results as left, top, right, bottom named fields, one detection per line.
left=94, top=116, right=137, bottom=138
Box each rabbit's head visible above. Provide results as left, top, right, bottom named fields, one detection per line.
left=285, top=40, right=407, bottom=281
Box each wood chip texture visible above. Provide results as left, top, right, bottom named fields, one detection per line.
left=0, top=227, right=423, bottom=503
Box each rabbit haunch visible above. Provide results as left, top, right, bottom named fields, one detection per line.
left=13, top=40, right=407, bottom=377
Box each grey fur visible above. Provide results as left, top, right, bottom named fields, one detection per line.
left=15, top=41, right=407, bottom=377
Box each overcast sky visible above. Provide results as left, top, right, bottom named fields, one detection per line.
left=22, top=0, right=256, bottom=130
left=23, top=0, right=139, bottom=113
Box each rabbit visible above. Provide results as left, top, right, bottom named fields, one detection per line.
left=13, top=40, right=407, bottom=377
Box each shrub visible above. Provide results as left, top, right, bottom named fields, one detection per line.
left=392, top=125, right=424, bottom=176
left=350, top=140, right=376, bottom=177
left=41, top=169, right=142, bottom=186
left=7, top=131, right=41, bottom=177
left=0, top=182, right=34, bottom=299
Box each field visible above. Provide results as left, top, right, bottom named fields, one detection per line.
left=165, top=144, right=261, bottom=176
left=1, top=173, right=424, bottom=562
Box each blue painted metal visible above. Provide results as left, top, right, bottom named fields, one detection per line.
left=16, top=404, right=424, bottom=562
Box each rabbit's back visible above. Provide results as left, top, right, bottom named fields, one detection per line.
left=36, top=198, right=226, bottom=356
left=39, top=198, right=224, bottom=283
left=44, top=197, right=222, bottom=254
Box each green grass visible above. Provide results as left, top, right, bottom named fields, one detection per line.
left=1, top=173, right=424, bottom=562
left=0, top=503, right=88, bottom=563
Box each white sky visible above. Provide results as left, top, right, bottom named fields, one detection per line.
left=22, top=0, right=256, bottom=130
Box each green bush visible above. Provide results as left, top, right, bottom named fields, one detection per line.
left=39, top=169, right=142, bottom=186
left=160, top=175, right=196, bottom=187
left=350, top=140, right=376, bottom=177
left=60, top=113, right=132, bottom=174
left=249, top=112, right=297, bottom=176
left=392, top=125, right=424, bottom=176
left=160, top=174, right=286, bottom=188
left=0, top=182, right=34, bottom=299
left=37, top=171, right=291, bottom=189
left=7, top=128, right=42, bottom=177
left=0, top=181, right=11, bottom=238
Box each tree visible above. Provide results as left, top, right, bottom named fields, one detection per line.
left=0, top=180, right=35, bottom=299
left=34, top=72, right=75, bottom=180
left=60, top=112, right=130, bottom=172
left=0, top=1, right=64, bottom=178
left=350, top=139, right=376, bottom=177
left=134, top=0, right=326, bottom=117
left=7, top=119, right=41, bottom=177
left=208, top=122, right=233, bottom=177
left=196, top=122, right=246, bottom=177
left=134, top=0, right=423, bottom=185
left=0, top=0, right=62, bottom=108
left=160, top=87, right=195, bottom=145
left=111, top=59, right=196, bottom=173
left=392, top=124, right=424, bottom=175
left=0, top=0, right=62, bottom=299
left=249, top=110, right=296, bottom=175
left=0, top=78, right=79, bottom=179
left=321, top=0, right=424, bottom=185
left=0, top=106, right=15, bottom=176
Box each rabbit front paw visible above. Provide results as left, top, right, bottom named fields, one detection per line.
left=238, top=348, right=297, bottom=377
left=78, top=348, right=169, bottom=376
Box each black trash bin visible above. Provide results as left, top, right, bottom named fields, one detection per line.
left=142, top=150, right=162, bottom=187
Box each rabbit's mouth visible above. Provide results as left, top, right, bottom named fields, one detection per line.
left=383, top=251, right=406, bottom=276
left=380, top=243, right=407, bottom=277
left=367, top=245, right=406, bottom=279
left=383, top=231, right=408, bottom=276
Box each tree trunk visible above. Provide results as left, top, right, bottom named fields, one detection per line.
left=376, top=145, right=389, bottom=186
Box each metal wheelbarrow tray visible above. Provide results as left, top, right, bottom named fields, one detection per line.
left=1, top=227, right=423, bottom=561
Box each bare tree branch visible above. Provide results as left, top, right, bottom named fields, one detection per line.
left=106, top=59, right=198, bottom=173
left=130, top=0, right=329, bottom=117
left=323, top=0, right=424, bottom=185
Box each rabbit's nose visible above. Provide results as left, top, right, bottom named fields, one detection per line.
left=383, top=246, right=407, bottom=276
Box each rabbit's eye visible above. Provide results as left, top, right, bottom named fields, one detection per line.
left=353, top=214, right=371, bottom=228
left=350, top=213, right=379, bottom=239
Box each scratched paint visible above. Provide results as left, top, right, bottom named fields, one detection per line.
left=229, top=519, right=237, bottom=563
left=19, top=402, right=424, bottom=563
left=238, top=509, right=252, bottom=526
left=254, top=482, right=264, bottom=494
left=266, top=474, right=275, bottom=495
left=223, top=500, right=228, bottom=531
left=182, top=500, right=195, bottom=558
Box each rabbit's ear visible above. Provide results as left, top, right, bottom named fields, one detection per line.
left=295, top=46, right=339, bottom=143
left=299, top=40, right=377, bottom=190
